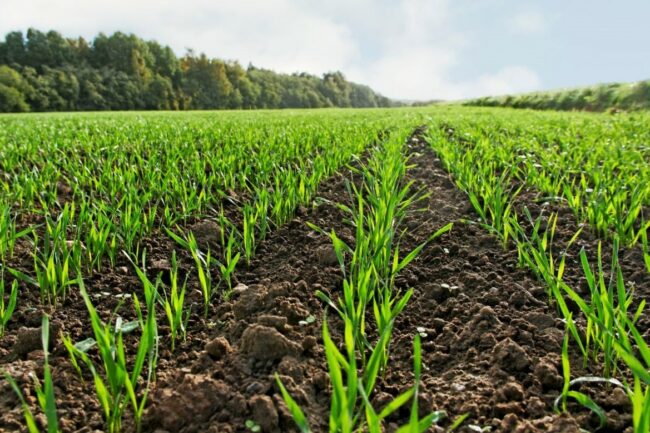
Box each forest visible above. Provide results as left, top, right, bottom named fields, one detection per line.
left=0, top=29, right=393, bottom=112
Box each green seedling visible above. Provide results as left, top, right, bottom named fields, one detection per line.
left=162, top=251, right=189, bottom=352
left=0, top=277, right=18, bottom=338
left=62, top=279, right=158, bottom=433
left=4, top=316, right=60, bottom=433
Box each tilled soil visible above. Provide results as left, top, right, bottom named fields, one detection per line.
left=0, top=127, right=647, bottom=433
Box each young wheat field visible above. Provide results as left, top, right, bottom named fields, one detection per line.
left=0, top=106, right=649, bottom=433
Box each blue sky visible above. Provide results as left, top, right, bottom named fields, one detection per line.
left=1, top=0, right=649, bottom=100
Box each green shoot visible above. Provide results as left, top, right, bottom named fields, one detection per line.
left=0, top=277, right=18, bottom=338
left=4, top=316, right=60, bottom=433
left=162, top=251, right=189, bottom=352
left=62, top=279, right=158, bottom=433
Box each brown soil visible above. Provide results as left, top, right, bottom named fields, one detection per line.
left=0, top=127, right=646, bottom=433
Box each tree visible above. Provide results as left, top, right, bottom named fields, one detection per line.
left=182, top=53, right=233, bottom=109
left=91, top=32, right=153, bottom=79
left=2, top=31, right=26, bottom=65
left=23, top=29, right=72, bottom=70
left=319, top=71, right=351, bottom=107
left=0, top=65, right=31, bottom=112
left=144, top=74, right=175, bottom=110
left=76, top=66, right=107, bottom=110
left=226, top=62, right=259, bottom=108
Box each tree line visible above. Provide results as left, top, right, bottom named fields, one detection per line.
left=0, top=29, right=394, bottom=112
left=464, top=80, right=650, bottom=112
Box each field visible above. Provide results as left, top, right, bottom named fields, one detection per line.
left=0, top=106, right=649, bottom=433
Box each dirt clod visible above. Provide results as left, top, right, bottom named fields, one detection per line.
left=533, top=360, right=563, bottom=390
left=496, top=382, right=525, bottom=402
left=315, top=244, right=338, bottom=266
left=257, top=315, right=288, bottom=331
left=12, top=325, right=58, bottom=358
left=492, top=338, right=530, bottom=372
left=205, top=337, right=232, bottom=360
left=239, top=325, right=300, bottom=362
left=190, top=220, right=223, bottom=250
left=147, top=374, right=227, bottom=432
left=250, top=395, right=279, bottom=432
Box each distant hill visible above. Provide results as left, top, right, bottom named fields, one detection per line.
left=463, top=80, right=650, bottom=112
left=0, top=28, right=394, bottom=112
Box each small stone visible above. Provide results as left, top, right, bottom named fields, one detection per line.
left=245, top=381, right=266, bottom=395
left=205, top=337, right=232, bottom=360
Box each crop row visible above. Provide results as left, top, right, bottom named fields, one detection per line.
left=426, top=110, right=650, bottom=432
left=279, top=127, right=453, bottom=432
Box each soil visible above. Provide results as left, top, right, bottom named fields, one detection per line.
left=0, top=126, right=647, bottom=433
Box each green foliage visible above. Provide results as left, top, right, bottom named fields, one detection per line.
left=280, top=128, right=447, bottom=432
left=162, top=251, right=189, bottom=352
left=278, top=319, right=444, bottom=433
left=0, top=277, right=18, bottom=337
left=465, top=79, right=650, bottom=112
left=62, top=279, right=158, bottom=433
left=428, top=106, right=650, bottom=432
left=0, top=29, right=392, bottom=112
left=1, top=105, right=649, bottom=433
left=0, top=65, right=31, bottom=112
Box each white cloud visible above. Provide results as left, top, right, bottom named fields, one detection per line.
left=0, top=0, right=542, bottom=100
left=510, top=10, right=546, bottom=34
left=0, top=0, right=358, bottom=74
left=463, top=66, right=541, bottom=98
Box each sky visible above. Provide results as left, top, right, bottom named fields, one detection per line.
left=1, top=0, right=649, bottom=101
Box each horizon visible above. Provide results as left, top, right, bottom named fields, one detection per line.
left=2, top=0, right=649, bottom=101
